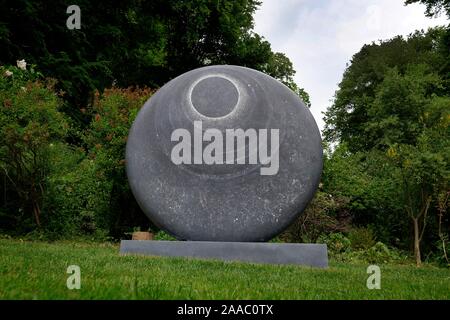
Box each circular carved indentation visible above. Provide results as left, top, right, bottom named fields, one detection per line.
left=191, top=76, right=239, bottom=118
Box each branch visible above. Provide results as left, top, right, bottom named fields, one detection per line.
left=419, top=196, right=432, bottom=242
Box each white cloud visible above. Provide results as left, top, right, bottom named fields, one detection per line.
left=254, top=0, right=448, bottom=134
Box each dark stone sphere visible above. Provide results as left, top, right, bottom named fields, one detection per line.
left=126, top=65, right=322, bottom=242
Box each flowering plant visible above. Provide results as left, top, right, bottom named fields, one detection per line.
left=1, top=59, right=42, bottom=85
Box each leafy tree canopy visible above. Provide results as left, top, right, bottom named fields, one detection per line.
left=323, top=28, right=449, bottom=152
left=0, top=0, right=309, bottom=119
left=405, top=0, right=450, bottom=18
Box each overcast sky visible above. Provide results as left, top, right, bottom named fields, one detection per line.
left=253, top=0, right=448, bottom=133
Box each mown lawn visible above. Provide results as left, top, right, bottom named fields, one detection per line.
left=0, top=239, right=449, bottom=299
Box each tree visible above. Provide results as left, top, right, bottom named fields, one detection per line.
left=405, top=0, right=450, bottom=18
left=323, top=28, right=450, bottom=263
left=322, top=144, right=406, bottom=245
left=366, top=65, right=442, bottom=149
left=324, top=29, right=448, bottom=152
left=369, top=64, right=449, bottom=266
left=0, top=0, right=308, bottom=121
left=387, top=129, right=449, bottom=266
left=260, top=52, right=311, bottom=106
left=436, top=189, right=449, bottom=264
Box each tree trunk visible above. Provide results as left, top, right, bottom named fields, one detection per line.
left=33, top=203, right=41, bottom=226
left=413, top=217, right=421, bottom=267
left=30, top=180, right=41, bottom=227
left=437, top=192, right=449, bottom=265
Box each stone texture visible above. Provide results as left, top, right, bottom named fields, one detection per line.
left=126, top=65, right=323, bottom=242
left=120, top=240, right=328, bottom=268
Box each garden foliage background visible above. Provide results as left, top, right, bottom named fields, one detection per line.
left=0, top=0, right=449, bottom=266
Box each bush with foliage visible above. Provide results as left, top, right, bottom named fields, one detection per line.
left=431, top=238, right=450, bottom=267
left=356, top=242, right=408, bottom=264
left=0, top=63, right=69, bottom=232
left=153, top=230, right=177, bottom=241
left=42, top=143, right=112, bottom=239
left=348, top=227, right=376, bottom=250
left=83, top=87, right=154, bottom=237
left=280, top=191, right=351, bottom=243
left=0, top=76, right=159, bottom=239
left=318, top=232, right=409, bottom=264
left=317, top=233, right=352, bottom=254
left=322, top=145, right=407, bottom=246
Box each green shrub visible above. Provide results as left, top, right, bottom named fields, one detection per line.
left=153, top=230, right=177, bottom=241
left=332, top=241, right=409, bottom=264
left=348, top=227, right=376, bottom=250
left=83, top=87, right=154, bottom=237
left=0, top=64, right=68, bottom=231
left=359, top=242, right=406, bottom=264
left=85, top=87, right=153, bottom=169
left=42, top=143, right=112, bottom=239
left=317, top=231, right=409, bottom=264
left=281, top=191, right=351, bottom=243
left=317, top=232, right=351, bottom=254
left=431, top=238, right=450, bottom=267
left=25, top=86, right=154, bottom=239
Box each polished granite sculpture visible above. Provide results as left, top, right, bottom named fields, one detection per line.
left=123, top=65, right=326, bottom=267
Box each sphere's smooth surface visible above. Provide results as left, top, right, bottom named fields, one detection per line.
left=126, top=65, right=323, bottom=242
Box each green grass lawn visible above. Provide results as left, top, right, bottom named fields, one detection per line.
left=0, top=239, right=449, bottom=299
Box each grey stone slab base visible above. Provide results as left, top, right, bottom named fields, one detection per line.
left=120, top=240, right=328, bottom=268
